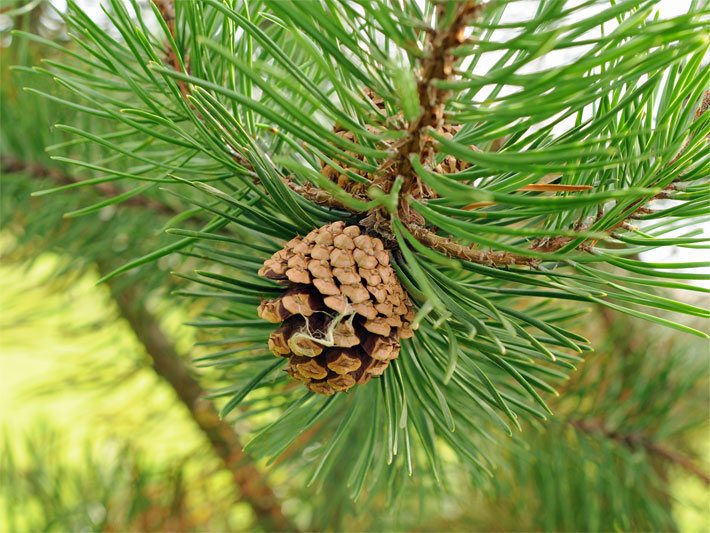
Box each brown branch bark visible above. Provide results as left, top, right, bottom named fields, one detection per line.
left=153, top=0, right=190, bottom=100
left=570, top=418, right=710, bottom=486
left=283, top=177, right=357, bottom=213
left=668, top=89, right=710, bottom=166
left=408, top=223, right=539, bottom=267
left=106, top=274, right=294, bottom=531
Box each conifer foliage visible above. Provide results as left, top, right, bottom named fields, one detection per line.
left=7, top=0, right=709, bottom=510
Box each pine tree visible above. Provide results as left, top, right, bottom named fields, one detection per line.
left=1, top=0, right=708, bottom=531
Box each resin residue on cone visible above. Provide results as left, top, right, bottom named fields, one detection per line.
left=258, top=222, right=414, bottom=395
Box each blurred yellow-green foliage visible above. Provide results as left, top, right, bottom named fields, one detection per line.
left=1, top=252, right=708, bottom=531
left=0, top=254, right=250, bottom=531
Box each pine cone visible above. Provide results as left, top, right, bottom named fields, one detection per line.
left=258, top=222, right=414, bottom=395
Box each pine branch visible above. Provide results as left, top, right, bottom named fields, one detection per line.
left=152, top=0, right=330, bottom=205
left=370, top=1, right=482, bottom=205
left=407, top=223, right=539, bottom=267
left=570, top=418, right=710, bottom=487
left=536, top=90, right=710, bottom=253
left=152, top=0, right=251, bottom=176
left=11, top=1, right=707, bottom=509
left=106, top=272, right=294, bottom=531
left=153, top=0, right=702, bottom=277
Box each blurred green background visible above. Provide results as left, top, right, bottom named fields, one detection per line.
left=1, top=1, right=709, bottom=532
left=1, top=256, right=708, bottom=531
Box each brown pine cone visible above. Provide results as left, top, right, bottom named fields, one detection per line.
left=258, top=222, right=415, bottom=395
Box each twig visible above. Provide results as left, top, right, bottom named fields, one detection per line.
left=668, top=89, right=710, bottom=166
left=152, top=0, right=190, bottom=99
left=151, top=0, right=349, bottom=214
left=571, top=418, right=710, bottom=486
left=407, top=223, right=539, bottom=267
left=106, top=272, right=295, bottom=531
left=284, top=179, right=356, bottom=213
left=528, top=90, right=710, bottom=255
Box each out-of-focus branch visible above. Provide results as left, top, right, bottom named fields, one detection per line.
left=106, top=274, right=294, bottom=531
left=3, top=154, right=293, bottom=529
left=570, top=418, right=710, bottom=486
left=1, top=156, right=179, bottom=217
